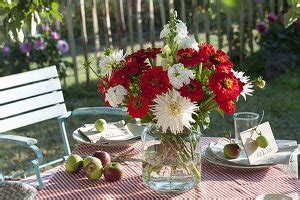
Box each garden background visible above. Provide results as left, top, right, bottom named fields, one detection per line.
left=0, top=0, right=299, bottom=177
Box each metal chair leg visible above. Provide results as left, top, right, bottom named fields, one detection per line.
left=58, top=119, right=71, bottom=156
left=31, top=160, right=44, bottom=189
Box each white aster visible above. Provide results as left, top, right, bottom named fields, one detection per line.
left=151, top=89, right=198, bottom=134
left=178, top=36, right=199, bottom=51
left=232, top=69, right=254, bottom=100
left=105, top=85, right=127, bottom=107
left=160, top=20, right=188, bottom=42
left=168, top=63, right=195, bottom=89
left=98, top=50, right=126, bottom=77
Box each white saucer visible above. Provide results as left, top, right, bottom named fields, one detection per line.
left=73, top=122, right=146, bottom=148
left=255, top=194, right=294, bottom=200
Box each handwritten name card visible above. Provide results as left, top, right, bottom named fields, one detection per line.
left=240, top=121, right=278, bottom=164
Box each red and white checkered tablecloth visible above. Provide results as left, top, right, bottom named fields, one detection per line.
left=36, top=137, right=299, bottom=199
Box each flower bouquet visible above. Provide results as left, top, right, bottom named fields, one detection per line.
left=90, top=11, right=265, bottom=193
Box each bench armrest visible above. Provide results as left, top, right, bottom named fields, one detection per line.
left=0, top=134, right=37, bottom=146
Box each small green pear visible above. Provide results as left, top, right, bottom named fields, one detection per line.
left=256, top=135, right=269, bottom=148
left=65, top=154, right=83, bottom=173
left=95, top=119, right=108, bottom=132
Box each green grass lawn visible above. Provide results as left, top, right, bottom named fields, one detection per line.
left=1, top=34, right=299, bottom=178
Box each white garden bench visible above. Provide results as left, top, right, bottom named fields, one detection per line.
left=0, top=66, right=127, bottom=188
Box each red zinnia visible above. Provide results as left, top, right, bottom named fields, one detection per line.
left=216, top=98, right=236, bottom=114
left=177, top=48, right=201, bottom=67
left=135, top=48, right=162, bottom=59
left=125, top=55, right=149, bottom=75
left=127, top=96, right=151, bottom=118
left=198, top=43, right=216, bottom=63
left=209, top=72, right=241, bottom=101
left=140, top=66, right=171, bottom=99
left=108, top=68, right=131, bottom=89
left=198, top=43, right=233, bottom=72
left=178, top=80, right=205, bottom=102
left=209, top=50, right=233, bottom=73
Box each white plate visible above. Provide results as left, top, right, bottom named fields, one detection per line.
left=202, top=147, right=273, bottom=170
left=73, top=122, right=146, bottom=148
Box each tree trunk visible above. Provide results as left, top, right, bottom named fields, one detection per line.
left=239, top=0, right=245, bottom=62
left=192, top=0, right=199, bottom=42
left=114, top=0, right=124, bottom=49
left=126, top=0, right=134, bottom=52
left=149, top=0, right=155, bottom=48
left=248, top=0, right=253, bottom=54
left=92, top=0, right=100, bottom=66
left=204, top=0, right=210, bottom=43
left=136, top=0, right=143, bottom=49
left=226, top=14, right=233, bottom=56
left=180, top=0, right=186, bottom=23
left=103, top=0, right=112, bottom=48
left=168, top=0, right=174, bottom=16
left=216, top=0, right=222, bottom=49
left=79, top=0, right=90, bottom=85
left=159, top=0, right=166, bottom=28
left=65, top=0, right=78, bottom=85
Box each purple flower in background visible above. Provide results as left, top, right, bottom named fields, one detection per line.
left=2, top=44, right=10, bottom=55
left=295, top=19, right=300, bottom=32
left=34, top=38, right=46, bottom=50
left=267, top=12, right=277, bottom=23
left=255, top=0, right=262, bottom=3
left=19, top=42, right=32, bottom=53
left=51, top=32, right=60, bottom=40
left=57, top=40, right=69, bottom=53
left=256, top=22, right=267, bottom=34
left=42, top=24, right=50, bottom=32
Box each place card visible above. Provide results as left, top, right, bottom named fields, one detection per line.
left=240, top=121, right=278, bottom=164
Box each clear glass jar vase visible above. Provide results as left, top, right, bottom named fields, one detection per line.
left=141, top=124, right=202, bottom=193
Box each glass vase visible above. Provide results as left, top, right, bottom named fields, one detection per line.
left=141, top=124, right=202, bottom=193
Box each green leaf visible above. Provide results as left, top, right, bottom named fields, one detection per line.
left=140, top=113, right=154, bottom=124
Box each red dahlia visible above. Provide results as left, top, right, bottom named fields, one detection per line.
left=209, top=72, right=242, bottom=101
left=135, top=48, right=162, bottom=59
left=177, top=48, right=201, bottom=67
left=179, top=80, right=205, bottom=102
left=215, top=98, right=236, bottom=114
left=127, top=96, right=151, bottom=118
left=140, top=66, right=171, bottom=99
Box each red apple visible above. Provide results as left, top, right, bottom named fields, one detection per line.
left=92, top=151, right=111, bottom=167
left=103, top=162, right=123, bottom=182
left=223, top=143, right=241, bottom=159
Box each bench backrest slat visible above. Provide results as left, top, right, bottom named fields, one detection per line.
left=0, top=66, right=58, bottom=90
left=0, top=66, right=67, bottom=133
left=0, top=104, right=67, bottom=133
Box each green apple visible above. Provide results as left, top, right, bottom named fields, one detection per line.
left=223, top=143, right=241, bottom=159
left=256, top=135, right=268, bottom=148
left=83, top=156, right=103, bottom=180
left=95, top=119, right=108, bottom=132
left=65, top=154, right=83, bottom=173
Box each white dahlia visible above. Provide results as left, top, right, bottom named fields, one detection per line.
left=178, top=36, right=199, bottom=51
left=98, top=50, right=126, bottom=77
left=168, top=63, right=195, bottom=89
left=160, top=20, right=188, bottom=42
left=151, top=89, right=198, bottom=134
left=232, top=69, right=254, bottom=100
left=105, top=85, right=127, bottom=107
